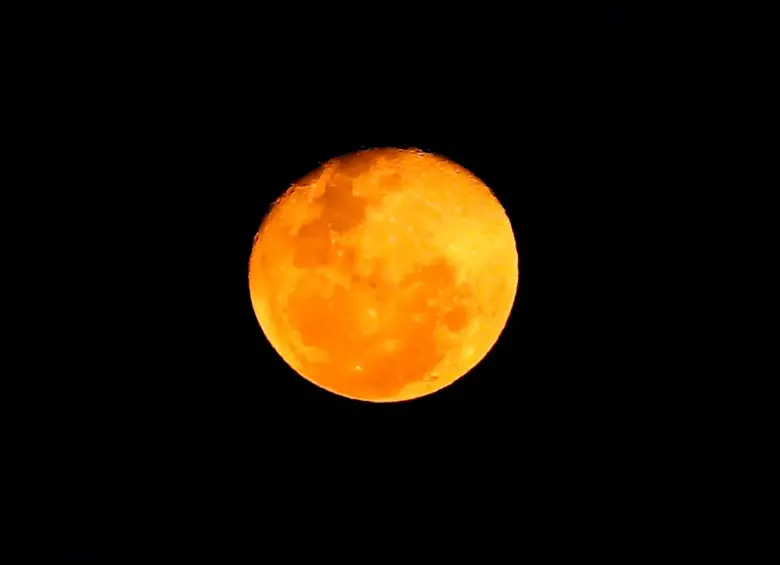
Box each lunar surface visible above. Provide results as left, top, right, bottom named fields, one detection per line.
left=248, top=148, right=518, bottom=402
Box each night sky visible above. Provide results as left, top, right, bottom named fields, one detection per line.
left=40, top=3, right=669, bottom=561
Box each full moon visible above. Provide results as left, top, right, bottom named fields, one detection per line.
left=248, top=148, right=518, bottom=402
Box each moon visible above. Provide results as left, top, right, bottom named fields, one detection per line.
left=248, top=148, right=518, bottom=402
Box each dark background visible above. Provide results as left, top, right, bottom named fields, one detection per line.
left=36, top=2, right=668, bottom=561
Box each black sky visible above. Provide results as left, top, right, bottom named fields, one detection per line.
left=37, top=3, right=669, bottom=561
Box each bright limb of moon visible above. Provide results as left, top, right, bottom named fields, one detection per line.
left=248, top=148, right=519, bottom=402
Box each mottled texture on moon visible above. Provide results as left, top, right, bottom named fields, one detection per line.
left=248, top=148, right=518, bottom=402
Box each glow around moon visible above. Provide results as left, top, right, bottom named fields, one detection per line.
left=248, top=148, right=518, bottom=402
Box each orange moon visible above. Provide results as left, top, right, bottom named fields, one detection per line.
left=248, top=148, right=519, bottom=402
